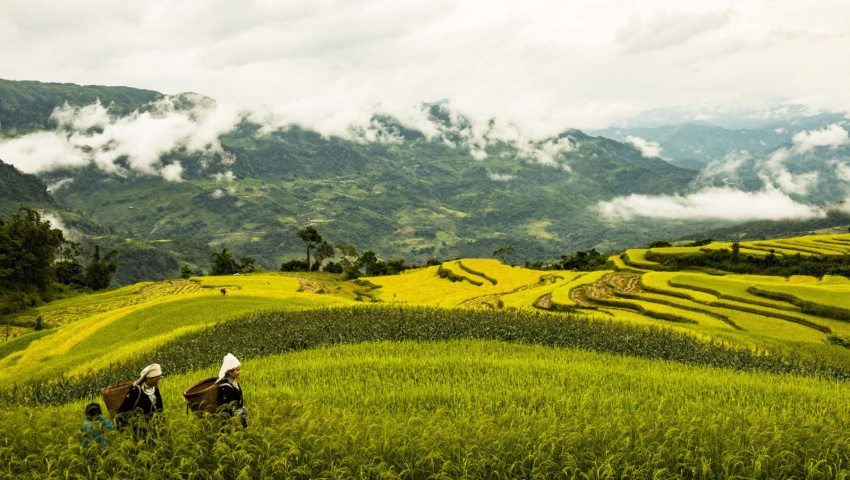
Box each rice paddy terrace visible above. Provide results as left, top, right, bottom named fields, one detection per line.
left=4, top=233, right=850, bottom=478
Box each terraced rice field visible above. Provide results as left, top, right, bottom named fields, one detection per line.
left=0, top=274, right=354, bottom=385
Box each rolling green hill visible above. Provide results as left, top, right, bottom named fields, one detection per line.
left=0, top=78, right=162, bottom=136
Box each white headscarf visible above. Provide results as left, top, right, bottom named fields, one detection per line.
left=217, top=353, right=241, bottom=381
left=135, top=363, right=162, bottom=385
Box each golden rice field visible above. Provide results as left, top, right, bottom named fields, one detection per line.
left=5, top=236, right=850, bottom=477
left=0, top=274, right=354, bottom=387
left=5, top=340, right=850, bottom=478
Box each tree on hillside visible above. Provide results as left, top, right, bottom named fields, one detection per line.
left=0, top=206, right=66, bottom=292
left=297, top=226, right=323, bottom=272
left=210, top=248, right=239, bottom=275
left=492, top=246, right=516, bottom=264
left=180, top=264, right=193, bottom=279
left=335, top=242, right=360, bottom=279
left=313, top=241, right=335, bottom=271
left=84, top=245, right=119, bottom=291
left=559, top=249, right=606, bottom=271
left=238, top=256, right=258, bottom=273
left=359, top=250, right=384, bottom=276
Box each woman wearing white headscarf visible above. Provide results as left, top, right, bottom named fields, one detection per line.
left=216, top=353, right=247, bottom=428
left=116, top=363, right=164, bottom=435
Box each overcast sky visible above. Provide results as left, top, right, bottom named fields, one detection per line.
left=2, top=0, right=850, bottom=137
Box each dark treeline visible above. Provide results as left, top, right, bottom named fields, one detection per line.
left=4, top=305, right=850, bottom=408
left=0, top=206, right=119, bottom=320
left=647, top=244, right=850, bottom=277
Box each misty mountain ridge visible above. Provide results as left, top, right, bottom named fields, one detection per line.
left=2, top=78, right=849, bottom=285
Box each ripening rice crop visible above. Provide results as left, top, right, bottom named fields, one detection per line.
left=367, top=265, right=488, bottom=306
left=0, top=289, right=347, bottom=387
left=369, top=260, right=558, bottom=308
left=3, top=340, right=850, bottom=479
left=750, top=281, right=850, bottom=321
left=668, top=274, right=800, bottom=311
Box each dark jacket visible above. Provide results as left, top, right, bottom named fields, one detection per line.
left=116, top=384, right=163, bottom=431
left=217, top=378, right=247, bottom=427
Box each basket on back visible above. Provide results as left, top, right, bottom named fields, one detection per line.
left=183, top=377, right=221, bottom=416
left=101, top=381, right=135, bottom=414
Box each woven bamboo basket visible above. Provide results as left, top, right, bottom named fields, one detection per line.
left=101, top=381, right=135, bottom=414
left=183, top=377, right=221, bottom=416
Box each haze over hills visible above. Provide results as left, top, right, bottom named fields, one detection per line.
left=2, top=78, right=850, bottom=284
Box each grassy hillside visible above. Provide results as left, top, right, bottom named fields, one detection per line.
left=0, top=78, right=162, bottom=136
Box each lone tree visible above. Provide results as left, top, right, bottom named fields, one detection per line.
left=493, top=245, right=516, bottom=264
left=210, top=248, right=239, bottom=275
left=297, top=226, right=323, bottom=272
left=313, top=241, right=335, bottom=271
left=84, top=245, right=119, bottom=291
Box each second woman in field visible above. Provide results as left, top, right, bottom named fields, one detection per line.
left=216, top=353, right=248, bottom=428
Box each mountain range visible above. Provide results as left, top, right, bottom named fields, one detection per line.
left=1, top=78, right=849, bottom=285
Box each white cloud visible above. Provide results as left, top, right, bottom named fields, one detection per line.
left=487, top=172, right=515, bottom=181
left=513, top=136, right=576, bottom=170
left=2, top=0, right=848, bottom=138
left=0, top=131, right=89, bottom=173
left=625, top=135, right=662, bottom=158
left=42, top=212, right=82, bottom=241
left=51, top=100, right=112, bottom=131
left=160, top=162, right=184, bottom=182
left=597, top=186, right=826, bottom=221
left=1, top=1, right=850, bottom=141
left=46, top=177, right=74, bottom=192
left=791, top=124, right=850, bottom=153
left=835, top=162, right=850, bottom=182
left=616, top=10, right=732, bottom=54
left=213, top=171, right=236, bottom=182
left=701, top=150, right=750, bottom=178
left=0, top=97, right=242, bottom=180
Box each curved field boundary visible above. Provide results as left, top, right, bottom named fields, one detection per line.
left=492, top=273, right=578, bottom=310
left=749, top=286, right=850, bottom=322
left=667, top=276, right=801, bottom=312
left=622, top=249, right=662, bottom=269
left=742, top=243, right=817, bottom=256
left=768, top=239, right=848, bottom=255
left=436, top=264, right=484, bottom=286
left=8, top=280, right=205, bottom=329
left=609, top=254, right=650, bottom=273
left=709, top=298, right=832, bottom=334
left=585, top=296, right=698, bottom=324
left=601, top=273, right=738, bottom=329
left=457, top=261, right=498, bottom=285
left=615, top=290, right=742, bottom=330
left=639, top=273, right=717, bottom=304
left=663, top=275, right=833, bottom=334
